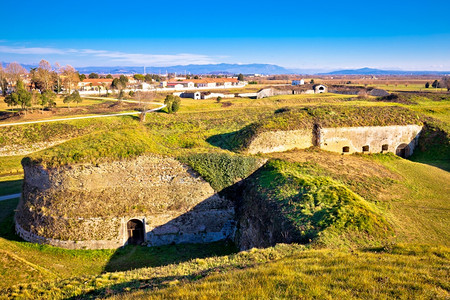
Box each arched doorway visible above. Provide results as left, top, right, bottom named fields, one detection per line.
left=127, top=219, right=144, bottom=245
left=396, top=143, right=410, bottom=158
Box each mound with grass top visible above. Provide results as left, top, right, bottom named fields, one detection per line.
left=228, top=105, right=423, bottom=152
left=23, top=126, right=166, bottom=168
left=236, top=159, right=391, bottom=250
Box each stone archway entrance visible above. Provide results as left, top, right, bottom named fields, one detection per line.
left=127, top=219, right=144, bottom=245
left=396, top=143, right=410, bottom=158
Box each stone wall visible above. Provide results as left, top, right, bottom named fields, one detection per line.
left=16, top=154, right=236, bottom=249
left=246, top=129, right=313, bottom=154
left=245, top=125, right=422, bottom=156
left=319, top=125, right=422, bottom=155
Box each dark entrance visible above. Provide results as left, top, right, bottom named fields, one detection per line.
left=396, top=143, right=410, bottom=158
left=127, top=219, right=144, bottom=245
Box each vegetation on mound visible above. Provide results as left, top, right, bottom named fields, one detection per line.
left=246, top=159, right=391, bottom=246
left=0, top=116, right=137, bottom=147
left=227, top=105, right=422, bottom=151
left=179, top=152, right=262, bottom=191
left=23, top=127, right=165, bottom=168
left=411, top=119, right=450, bottom=171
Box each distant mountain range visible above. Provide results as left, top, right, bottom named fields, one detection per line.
left=3, top=62, right=449, bottom=76
left=74, top=63, right=294, bottom=75
left=319, top=67, right=450, bottom=76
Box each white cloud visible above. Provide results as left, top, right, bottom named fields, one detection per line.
left=0, top=45, right=216, bottom=66
left=0, top=45, right=67, bottom=55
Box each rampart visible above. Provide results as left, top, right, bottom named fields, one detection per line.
left=246, top=124, right=422, bottom=156
left=15, top=155, right=235, bottom=249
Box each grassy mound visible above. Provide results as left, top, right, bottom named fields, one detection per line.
left=377, top=92, right=450, bottom=105
left=410, top=119, right=450, bottom=171
left=239, top=159, right=391, bottom=247
left=227, top=105, right=422, bottom=151
left=0, top=116, right=136, bottom=147
left=23, top=127, right=165, bottom=168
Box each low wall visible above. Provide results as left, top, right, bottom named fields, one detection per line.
left=246, top=129, right=313, bottom=154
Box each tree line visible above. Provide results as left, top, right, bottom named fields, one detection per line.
left=425, top=77, right=450, bottom=90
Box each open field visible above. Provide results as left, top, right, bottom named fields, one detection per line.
left=0, top=95, right=106, bottom=112
left=0, top=90, right=449, bottom=298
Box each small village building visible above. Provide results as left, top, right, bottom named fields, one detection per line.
left=313, top=84, right=327, bottom=93
left=292, top=79, right=305, bottom=85
left=78, top=79, right=113, bottom=91
left=180, top=91, right=201, bottom=99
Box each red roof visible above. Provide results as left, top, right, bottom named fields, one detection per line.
left=82, top=79, right=113, bottom=83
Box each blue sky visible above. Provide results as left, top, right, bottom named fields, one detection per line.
left=1, top=0, right=450, bottom=70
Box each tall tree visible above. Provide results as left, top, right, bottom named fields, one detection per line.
left=78, top=73, right=86, bottom=81
left=134, top=74, right=145, bottom=81
left=88, top=72, right=99, bottom=79
left=36, top=60, right=53, bottom=91
left=4, top=80, right=32, bottom=111
left=6, top=62, right=27, bottom=83
left=61, top=65, right=80, bottom=94
left=63, top=90, right=82, bottom=109
left=119, top=75, right=129, bottom=87
left=432, top=80, right=439, bottom=88
left=441, top=76, right=450, bottom=91
left=237, top=73, right=244, bottom=81
left=54, top=62, right=62, bottom=93
left=0, top=64, right=9, bottom=96
left=40, top=90, right=56, bottom=110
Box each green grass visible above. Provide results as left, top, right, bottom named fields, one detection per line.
left=0, top=91, right=449, bottom=298
left=24, top=126, right=166, bottom=168
left=124, top=245, right=449, bottom=300
left=0, top=115, right=138, bottom=147
left=369, top=154, right=450, bottom=246
left=0, top=174, right=23, bottom=196
left=242, top=159, right=391, bottom=247
left=0, top=155, right=24, bottom=176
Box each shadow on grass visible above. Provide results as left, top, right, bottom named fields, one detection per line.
left=206, top=130, right=240, bottom=151
left=104, top=240, right=236, bottom=273
left=409, top=145, right=450, bottom=172
left=0, top=198, right=21, bottom=241
left=0, top=178, right=23, bottom=197
left=67, top=265, right=225, bottom=300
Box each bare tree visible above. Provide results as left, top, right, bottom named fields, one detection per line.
left=54, top=62, right=62, bottom=93
left=61, top=65, right=79, bottom=94
left=6, top=62, right=27, bottom=83
left=442, top=76, right=450, bottom=91
left=139, top=91, right=156, bottom=122
left=0, top=64, right=8, bottom=96
left=36, top=60, right=53, bottom=91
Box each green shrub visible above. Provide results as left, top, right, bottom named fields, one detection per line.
left=164, top=95, right=181, bottom=114
left=179, top=153, right=261, bottom=191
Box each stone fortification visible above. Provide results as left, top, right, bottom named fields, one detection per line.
left=15, top=155, right=235, bottom=249
left=245, top=124, right=422, bottom=157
